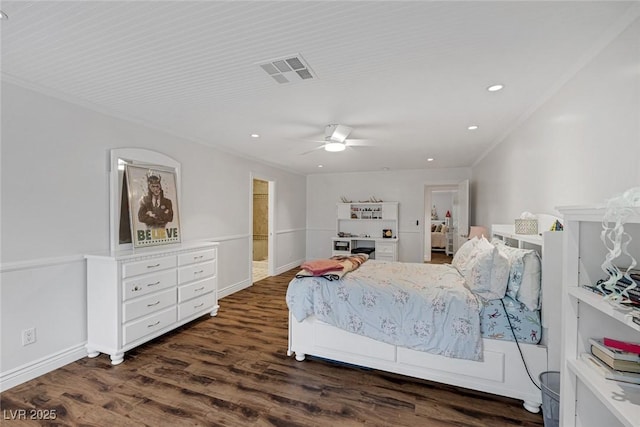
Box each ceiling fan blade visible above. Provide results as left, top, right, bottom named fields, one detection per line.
left=300, top=145, right=325, bottom=155
left=345, top=139, right=374, bottom=147
left=326, top=124, right=353, bottom=143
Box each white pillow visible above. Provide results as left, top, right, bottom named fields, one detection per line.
left=492, top=239, right=541, bottom=311
left=518, top=251, right=541, bottom=310
left=452, top=236, right=478, bottom=273
left=461, top=237, right=509, bottom=300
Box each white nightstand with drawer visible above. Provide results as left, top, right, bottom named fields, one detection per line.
left=375, top=241, right=398, bottom=261
left=86, top=241, right=219, bottom=365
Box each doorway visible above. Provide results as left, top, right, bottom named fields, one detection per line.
left=423, top=180, right=470, bottom=262
left=252, top=178, right=271, bottom=282
left=424, top=186, right=456, bottom=262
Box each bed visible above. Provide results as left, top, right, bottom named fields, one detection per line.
left=431, top=222, right=448, bottom=250
left=286, top=224, right=563, bottom=413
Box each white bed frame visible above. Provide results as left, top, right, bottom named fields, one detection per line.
left=287, top=221, right=563, bottom=413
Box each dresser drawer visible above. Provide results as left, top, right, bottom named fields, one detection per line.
left=178, top=248, right=216, bottom=266
left=178, top=293, right=215, bottom=321
left=123, top=269, right=177, bottom=301
left=178, top=260, right=216, bottom=285
left=178, top=277, right=215, bottom=303
left=376, top=243, right=395, bottom=254
left=123, top=307, right=177, bottom=346
left=122, top=255, right=177, bottom=278
left=376, top=254, right=395, bottom=262
left=123, top=288, right=176, bottom=323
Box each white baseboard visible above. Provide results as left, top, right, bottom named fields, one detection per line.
left=275, top=259, right=303, bottom=275
left=218, top=279, right=252, bottom=299
left=0, top=344, right=87, bottom=392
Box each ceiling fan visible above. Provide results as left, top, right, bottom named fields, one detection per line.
left=301, top=124, right=370, bottom=154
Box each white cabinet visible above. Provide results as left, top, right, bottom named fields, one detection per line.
left=335, top=202, right=399, bottom=261
left=445, top=231, right=454, bottom=256
left=556, top=206, right=640, bottom=427
left=86, top=242, right=219, bottom=365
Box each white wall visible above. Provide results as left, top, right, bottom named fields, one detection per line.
left=0, top=82, right=306, bottom=389
left=431, top=191, right=454, bottom=223
left=306, top=168, right=470, bottom=263
left=473, top=17, right=640, bottom=228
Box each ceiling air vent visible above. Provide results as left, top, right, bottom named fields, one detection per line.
left=258, top=54, right=317, bottom=84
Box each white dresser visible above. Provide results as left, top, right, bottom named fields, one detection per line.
left=85, top=241, right=219, bottom=365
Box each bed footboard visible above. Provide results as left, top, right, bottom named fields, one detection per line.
left=288, top=313, right=545, bottom=413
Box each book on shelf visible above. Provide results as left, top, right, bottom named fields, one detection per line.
left=590, top=338, right=640, bottom=362
left=580, top=353, right=640, bottom=387
left=590, top=343, right=640, bottom=374
left=603, top=337, right=640, bottom=355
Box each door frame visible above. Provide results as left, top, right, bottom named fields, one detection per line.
left=423, top=184, right=457, bottom=262
left=250, top=173, right=275, bottom=281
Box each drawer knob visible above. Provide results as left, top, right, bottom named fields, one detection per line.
left=147, top=281, right=160, bottom=287
left=194, top=270, right=204, bottom=275
left=194, top=255, right=203, bottom=260
left=194, top=286, right=205, bottom=292
left=147, top=301, right=161, bottom=307
left=147, top=321, right=160, bottom=328
left=194, top=302, right=204, bottom=308
left=147, top=263, right=161, bottom=269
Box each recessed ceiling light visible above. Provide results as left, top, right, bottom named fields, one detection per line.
left=468, top=125, right=479, bottom=130
left=250, top=134, right=260, bottom=138
left=427, top=158, right=434, bottom=162
left=318, top=164, right=323, bottom=168
left=487, top=84, right=504, bottom=92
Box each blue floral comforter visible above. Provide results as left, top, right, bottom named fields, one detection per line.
left=286, top=260, right=483, bottom=361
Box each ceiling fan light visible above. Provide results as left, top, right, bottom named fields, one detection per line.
left=325, top=142, right=346, bottom=152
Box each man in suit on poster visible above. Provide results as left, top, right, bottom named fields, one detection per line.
left=137, top=172, right=173, bottom=229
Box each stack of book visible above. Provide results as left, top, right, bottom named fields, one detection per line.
left=582, top=337, right=640, bottom=386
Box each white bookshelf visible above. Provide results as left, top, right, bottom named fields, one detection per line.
left=557, top=205, right=640, bottom=427
left=334, top=202, right=398, bottom=261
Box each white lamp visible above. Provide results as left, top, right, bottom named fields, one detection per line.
left=325, top=141, right=346, bottom=152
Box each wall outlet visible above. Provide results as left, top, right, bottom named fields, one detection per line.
left=22, top=327, right=36, bottom=346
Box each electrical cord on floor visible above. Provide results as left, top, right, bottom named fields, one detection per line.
left=500, top=299, right=541, bottom=391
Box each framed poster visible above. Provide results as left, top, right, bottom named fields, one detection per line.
left=126, top=164, right=181, bottom=248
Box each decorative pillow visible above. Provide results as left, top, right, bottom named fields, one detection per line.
left=441, top=225, right=448, bottom=233
left=518, top=251, right=541, bottom=310
left=452, top=236, right=479, bottom=273
left=491, top=239, right=541, bottom=311
left=462, top=237, right=509, bottom=300
left=492, top=239, right=525, bottom=301
left=431, top=224, right=436, bottom=232
left=435, top=224, right=443, bottom=232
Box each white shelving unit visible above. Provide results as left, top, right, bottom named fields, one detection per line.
left=557, top=205, right=640, bottom=427
left=334, top=202, right=398, bottom=261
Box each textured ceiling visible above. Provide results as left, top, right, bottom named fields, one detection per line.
left=2, top=1, right=638, bottom=175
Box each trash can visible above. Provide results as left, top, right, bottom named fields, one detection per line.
left=539, top=371, right=560, bottom=427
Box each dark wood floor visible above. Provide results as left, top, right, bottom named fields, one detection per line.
left=429, top=251, right=453, bottom=264
left=1, top=267, right=544, bottom=426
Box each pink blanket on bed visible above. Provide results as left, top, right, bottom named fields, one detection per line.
left=300, top=259, right=344, bottom=275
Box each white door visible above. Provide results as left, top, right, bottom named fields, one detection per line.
left=454, top=179, right=469, bottom=253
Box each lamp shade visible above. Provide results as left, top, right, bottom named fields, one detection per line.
left=468, top=226, right=488, bottom=240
